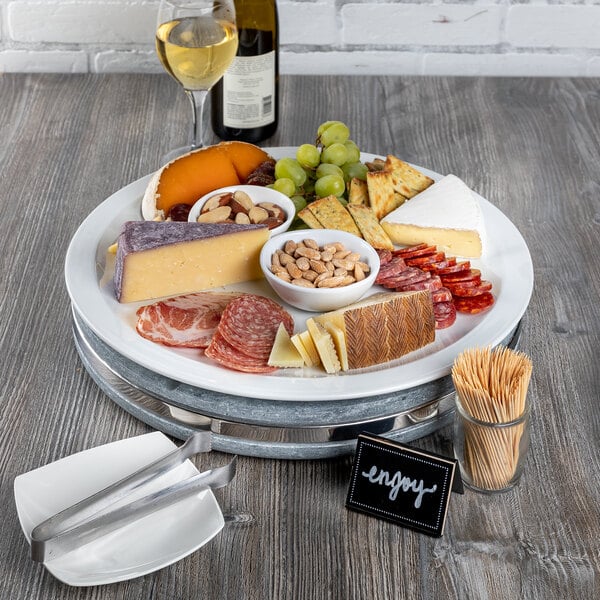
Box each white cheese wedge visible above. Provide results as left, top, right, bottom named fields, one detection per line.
left=380, top=174, right=485, bottom=258
left=268, top=323, right=305, bottom=368
left=306, top=319, right=341, bottom=374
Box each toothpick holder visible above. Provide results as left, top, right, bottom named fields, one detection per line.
left=453, top=393, right=530, bottom=494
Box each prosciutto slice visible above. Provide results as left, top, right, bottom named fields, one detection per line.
left=135, top=291, right=244, bottom=348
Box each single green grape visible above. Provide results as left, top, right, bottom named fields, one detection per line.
left=344, top=140, right=361, bottom=163
left=272, top=177, right=296, bottom=197
left=317, top=120, right=341, bottom=136
left=321, top=142, right=349, bottom=166
left=296, top=144, right=321, bottom=169
left=315, top=163, right=344, bottom=179
left=275, top=157, right=307, bottom=187
left=315, top=174, right=346, bottom=198
left=291, top=194, right=307, bottom=213
left=341, top=161, right=368, bottom=182
left=319, top=122, right=350, bottom=147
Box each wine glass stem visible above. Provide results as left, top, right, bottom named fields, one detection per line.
left=186, top=89, right=208, bottom=149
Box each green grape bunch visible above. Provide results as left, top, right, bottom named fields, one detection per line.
left=270, top=121, right=368, bottom=219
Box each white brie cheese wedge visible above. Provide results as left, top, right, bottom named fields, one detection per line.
left=380, top=174, right=485, bottom=258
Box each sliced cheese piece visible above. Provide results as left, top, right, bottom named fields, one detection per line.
left=297, top=330, right=321, bottom=367
left=315, top=291, right=435, bottom=369
left=268, top=323, right=305, bottom=368
left=306, top=318, right=341, bottom=374
left=323, top=322, right=349, bottom=371
left=114, top=221, right=269, bottom=303
left=290, top=333, right=315, bottom=367
left=380, top=174, right=485, bottom=258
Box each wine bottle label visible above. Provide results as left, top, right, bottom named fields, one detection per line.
left=222, top=51, right=276, bottom=128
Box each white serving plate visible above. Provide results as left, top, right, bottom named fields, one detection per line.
left=64, top=148, right=534, bottom=401
left=14, top=432, right=224, bottom=586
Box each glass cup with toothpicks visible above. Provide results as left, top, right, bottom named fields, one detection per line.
left=451, top=346, right=533, bottom=494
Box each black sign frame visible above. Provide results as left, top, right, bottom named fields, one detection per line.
left=345, top=433, right=461, bottom=537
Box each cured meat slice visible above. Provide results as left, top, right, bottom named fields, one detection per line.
left=431, top=287, right=453, bottom=303
left=392, top=243, right=436, bottom=259
left=454, top=293, right=495, bottom=314
left=449, top=280, right=493, bottom=297
left=376, top=249, right=393, bottom=265
left=433, top=301, right=457, bottom=329
left=436, top=261, right=471, bottom=276
left=405, top=252, right=446, bottom=267
left=441, top=268, right=481, bottom=284
left=136, top=291, right=243, bottom=348
left=397, top=275, right=442, bottom=292
left=375, top=256, right=407, bottom=284
left=205, top=331, right=278, bottom=373
left=380, top=268, right=430, bottom=289
left=218, top=294, right=294, bottom=360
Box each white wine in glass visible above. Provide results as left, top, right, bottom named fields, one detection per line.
left=156, top=0, right=238, bottom=161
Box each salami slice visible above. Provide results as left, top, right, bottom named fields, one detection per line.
left=454, top=293, right=495, bottom=314
left=380, top=267, right=430, bottom=289
left=375, top=256, right=408, bottom=284
left=376, top=249, right=393, bottom=265
left=431, top=287, right=453, bottom=303
left=218, top=294, right=294, bottom=360
left=441, top=268, right=481, bottom=284
left=205, top=331, right=278, bottom=373
left=449, top=280, right=493, bottom=297
left=396, top=275, right=443, bottom=293
left=405, top=252, right=446, bottom=267
left=135, top=291, right=243, bottom=348
left=421, top=257, right=457, bottom=272
left=433, top=301, right=457, bottom=329
left=392, top=243, right=436, bottom=259
left=436, top=261, right=471, bottom=276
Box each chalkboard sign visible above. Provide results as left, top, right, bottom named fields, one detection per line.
left=346, top=433, right=461, bottom=537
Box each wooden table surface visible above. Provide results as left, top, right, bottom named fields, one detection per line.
left=1, top=74, right=598, bottom=599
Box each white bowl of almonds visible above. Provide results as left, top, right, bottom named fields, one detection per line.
left=188, top=185, right=295, bottom=237
left=260, top=229, right=380, bottom=312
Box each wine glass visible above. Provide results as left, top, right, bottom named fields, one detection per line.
left=156, top=0, right=238, bottom=161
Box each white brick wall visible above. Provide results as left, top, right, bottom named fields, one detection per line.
left=0, top=0, right=599, bottom=76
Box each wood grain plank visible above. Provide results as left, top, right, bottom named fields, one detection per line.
left=0, top=74, right=598, bottom=600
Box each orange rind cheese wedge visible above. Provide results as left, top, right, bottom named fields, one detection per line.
left=142, top=141, right=271, bottom=221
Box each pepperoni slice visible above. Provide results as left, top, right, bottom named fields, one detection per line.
left=441, top=269, right=482, bottom=284
left=421, top=257, right=456, bottom=272
left=205, top=331, right=278, bottom=373
left=449, top=280, right=493, bottom=297
left=454, top=293, right=495, bottom=314
left=436, top=261, right=471, bottom=276
left=392, top=243, right=429, bottom=257
left=393, top=244, right=437, bottom=259
left=218, top=294, right=294, bottom=360
left=405, top=252, right=446, bottom=267
left=433, top=301, right=457, bottom=329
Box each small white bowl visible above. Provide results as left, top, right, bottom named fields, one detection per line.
left=188, top=184, right=295, bottom=237
left=260, top=229, right=380, bottom=313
